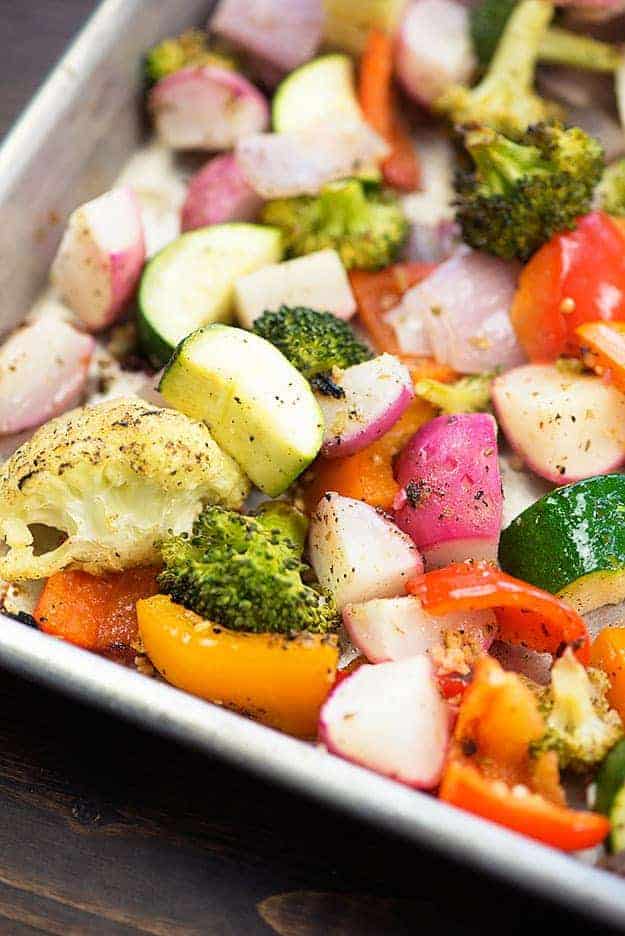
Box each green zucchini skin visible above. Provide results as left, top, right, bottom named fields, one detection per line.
left=596, top=738, right=625, bottom=852
left=498, top=475, right=625, bottom=595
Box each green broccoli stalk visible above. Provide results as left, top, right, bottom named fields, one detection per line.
left=261, top=179, right=407, bottom=271
left=471, top=0, right=623, bottom=72
left=598, top=159, right=625, bottom=217
left=531, top=648, right=623, bottom=773
left=158, top=506, right=338, bottom=634
left=253, top=306, right=372, bottom=397
left=455, top=122, right=604, bottom=260
left=414, top=373, right=494, bottom=414
left=144, top=29, right=236, bottom=85
left=254, top=501, right=309, bottom=555
left=436, top=0, right=562, bottom=137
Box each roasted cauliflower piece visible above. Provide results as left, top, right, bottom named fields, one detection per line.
left=0, top=398, right=249, bottom=580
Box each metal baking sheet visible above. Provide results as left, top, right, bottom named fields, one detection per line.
left=1, top=1, right=625, bottom=925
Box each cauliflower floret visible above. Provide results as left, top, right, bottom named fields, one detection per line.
left=0, top=398, right=249, bottom=580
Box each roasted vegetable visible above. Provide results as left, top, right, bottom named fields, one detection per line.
left=144, top=28, right=235, bottom=84
left=532, top=648, right=623, bottom=773
left=471, top=0, right=622, bottom=71
left=414, top=373, right=493, bottom=414
left=261, top=179, right=407, bottom=271
left=252, top=305, right=372, bottom=394
left=455, top=123, right=604, bottom=260
left=0, top=399, right=249, bottom=581
left=158, top=505, right=338, bottom=634
left=436, top=0, right=561, bottom=137
left=599, top=159, right=625, bottom=217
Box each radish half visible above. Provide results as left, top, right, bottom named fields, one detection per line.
left=149, top=66, right=269, bottom=151
left=309, top=493, right=422, bottom=610
left=393, top=413, right=503, bottom=568
left=319, top=655, right=450, bottom=789
left=317, top=354, right=414, bottom=458
left=0, top=319, right=95, bottom=434
left=492, top=364, right=625, bottom=484
left=396, top=0, right=476, bottom=107
left=51, top=187, right=145, bottom=332
left=343, top=596, right=497, bottom=664
left=181, top=154, right=263, bottom=232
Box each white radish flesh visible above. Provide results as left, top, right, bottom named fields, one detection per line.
left=309, top=493, right=422, bottom=611
left=234, top=249, right=356, bottom=328
left=396, top=0, right=476, bottom=107
left=0, top=319, right=95, bottom=435
left=318, top=354, right=414, bottom=458
left=51, top=187, right=145, bottom=332
left=236, top=124, right=388, bottom=198
left=181, top=154, right=262, bottom=232
left=149, top=66, right=269, bottom=151
left=394, top=413, right=503, bottom=567
left=492, top=364, right=625, bottom=484
left=211, top=0, right=323, bottom=73
left=343, top=595, right=497, bottom=663
left=319, top=655, right=450, bottom=789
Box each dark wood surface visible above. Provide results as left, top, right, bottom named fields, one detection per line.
left=0, top=3, right=622, bottom=933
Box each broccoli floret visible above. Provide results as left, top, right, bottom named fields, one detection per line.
left=254, top=501, right=309, bottom=555
left=599, top=159, right=625, bottom=217
left=144, top=29, right=235, bottom=84
left=261, top=179, right=407, bottom=271
left=252, top=306, right=373, bottom=394
left=158, top=505, right=338, bottom=634
left=455, top=122, right=604, bottom=260
left=437, top=0, right=562, bottom=137
left=471, top=0, right=622, bottom=72
left=414, top=374, right=493, bottom=414
left=531, top=648, right=623, bottom=773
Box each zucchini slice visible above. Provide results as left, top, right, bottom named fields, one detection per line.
left=498, top=475, right=625, bottom=615
left=137, top=223, right=282, bottom=366
left=596, top=739, right=625, bottom=852
left=159, top=324, right=324, bottom=496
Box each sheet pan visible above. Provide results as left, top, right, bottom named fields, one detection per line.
left=1, top=1, right=625, bottom=926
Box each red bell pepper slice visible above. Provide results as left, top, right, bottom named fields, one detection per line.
left=511, top=211, right=625, bottom=362
left=407, top=561, right=590, bottom=665
left=441, top=761, right=610, bottom=851
left=359, top=29, right=420, bottom=192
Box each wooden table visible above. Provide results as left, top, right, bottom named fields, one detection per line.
left=0, top=3, right=621, bottom=933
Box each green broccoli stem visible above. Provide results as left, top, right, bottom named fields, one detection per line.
left=539, top=27, right=623, bottom=73
left=480, top=0, right=554, bottom=101
left=464, top=127, right=544, bottom=192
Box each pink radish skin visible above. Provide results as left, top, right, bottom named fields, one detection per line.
left=396, top=0, right=476, bottom=108
left=309, top=493, right=423, bottom=611
left=393, top=413, right=502, bottom=568
left=319, top=655, right=451, bottom=789
left=0, top=319, right=95, bottom=434
left=317, top=354, right=414, bottom=458
left=211, top=0, right=323, bottom=73
left=492, top=364, right=625, bottom=485
left=343, top=595, right=497, bottom=664
left=181, top=154, right=262, bottom=232
left=149, top=66, right=268, bottom=151
left=51, top=187, right=145, bottom=332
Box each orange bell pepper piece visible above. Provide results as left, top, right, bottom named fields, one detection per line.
left=591, top=626, right=625, bottom=723
left=301, top=395, right=433, bottom=513
left=137, top=595, right=338, bottom=738
left=359, top=29, right=420, bottom=192
left=439, top=657, right=610, bottom=850
left=576, top=321, right=625, bottom=391
left=407, top=561, right=591, bottom=665
left=34, top=567, right=160, bottom=659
